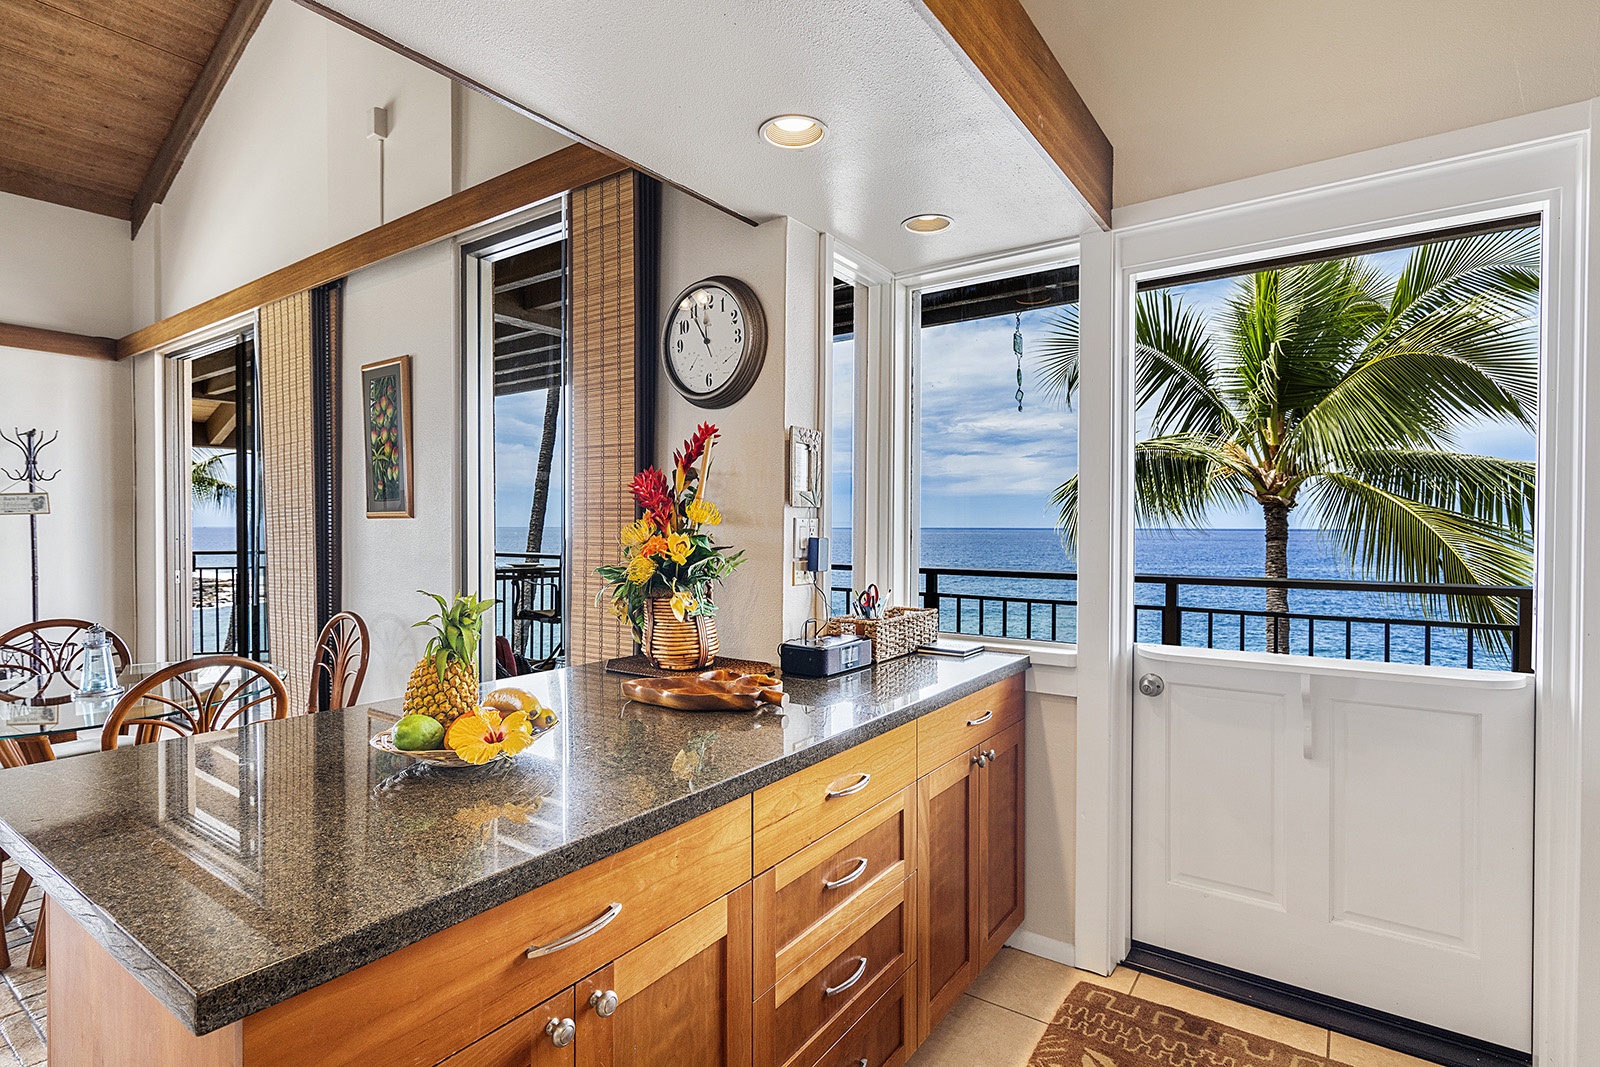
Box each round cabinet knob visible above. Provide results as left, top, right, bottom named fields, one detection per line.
left=1138, top=673, right=1166, bottom=697
left=984, top=748, right=997, bottom=762
left=588, top=989, right=619, bottom=1018
left=545, top=1017, right=576, bottom=1048
left=972, top=752, right=988, bottom=768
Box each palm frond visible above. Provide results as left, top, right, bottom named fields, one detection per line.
left=1134, top=436, right=1254, bottom=528
left=190, top=451, right=235, bottom=506
left=1035, top=305, right=1079, bottom=407
left=1133, top=291, right=1237, bottom=436
left=1338, top=449, right=1535, bottom=536
left=1050, top=474, right=1078, bottom=553
left=1304, top=472, right=1533, bottom=636
left=1387, top=226, right=1541, bottom=325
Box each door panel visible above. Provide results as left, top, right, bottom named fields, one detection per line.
left=1132, top=648, right=1534, bottom=1052
left=915, top=751, right=977, bottom=1040
left=978, top=720, right=1024, bottom=967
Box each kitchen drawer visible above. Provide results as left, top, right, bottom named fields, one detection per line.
left=241, top=799, right=752, bottom=1067
left=916, top=676, right=1023, bottom=774
left=436, top=987, right=575, bottom=1067
left=805, top=970, right=912, bottom=1067
left=754, top=787, right=913, bottom=993
left=754, top=878, right=912, bottom=1067
left=753, top=722, right=916, bottom=873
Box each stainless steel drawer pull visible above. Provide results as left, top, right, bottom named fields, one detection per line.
left=966, top=710, right=993, bottom=727
left=545, top=1017, right=576, bottom=1048
left=823, top=857, right=870, bottom=890
left=525, top=902, right=622, bottom=959
left=826, top=773, right=872, bottom=799
left=825, top=956, right=869, bottom=996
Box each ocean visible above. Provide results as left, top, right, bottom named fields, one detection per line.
left=192, top=525, right=1522, bottom=670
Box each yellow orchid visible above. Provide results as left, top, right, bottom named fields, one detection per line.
left=620, top=518, right=654, bottom=547
left=445, top=708, right=534, bottom=765
left=669, top=590, right=699, bottom=621
left=626, top=554, right=657, bottom=584
left=686, top=499, right=722, bottom=527
left=667, top=532, right=692, bottom=564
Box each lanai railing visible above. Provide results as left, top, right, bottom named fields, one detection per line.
left=829, top=563, right=1532, bottom=673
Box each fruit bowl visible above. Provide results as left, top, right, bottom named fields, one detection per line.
left=370, top=727, right=516, bottom=768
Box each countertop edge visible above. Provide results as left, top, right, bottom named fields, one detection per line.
left=6, top=654, right=1030, bottom=1035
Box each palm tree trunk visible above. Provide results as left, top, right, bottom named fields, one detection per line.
left=1263, top=500, right=1291, bottom=654
left=514, top=386, right=562, bottom=658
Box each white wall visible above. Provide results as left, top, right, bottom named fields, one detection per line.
left=142, top=0, right=572, bottom=328
left=339, top=242, right=461, bottom=700
left=0, top=348, right=135, bottom=638
left=0, top=192, right=134, bottom=338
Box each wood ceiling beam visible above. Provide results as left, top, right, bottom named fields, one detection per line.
left=0, top=322, right=118, bottom=361
left=118, top=142, right=629, bottom=359
left=131, top=0, right=272, bottom=237
left=918, top=0, right=1112, bottom=229
left=0, top=162, right=131, bottom=221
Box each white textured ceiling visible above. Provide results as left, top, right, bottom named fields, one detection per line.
left=312, top=0, right=1103, bottom=273
left=1022, top=0, right=1600, bottom=209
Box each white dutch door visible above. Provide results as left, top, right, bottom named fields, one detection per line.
left=1131, top=644, right=1534, bottom=1052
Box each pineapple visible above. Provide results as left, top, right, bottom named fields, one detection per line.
left=403, top=591, right=495, bottom=730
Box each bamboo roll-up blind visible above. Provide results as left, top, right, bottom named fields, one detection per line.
left=567, top=172, right=658, bottom=665
left=258, top=285, right=341, bottom=708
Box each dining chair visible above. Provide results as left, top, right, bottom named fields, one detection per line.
left=307, top=611, right=370, bottom=714
left=0, top=618, right=131, bottom=706
left=100, top=655, right=289, bottom=750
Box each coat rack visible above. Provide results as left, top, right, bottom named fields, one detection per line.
left=1, top=428, right=60, bottom=622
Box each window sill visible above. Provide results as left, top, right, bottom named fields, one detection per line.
left=951, top=635, right=1078, bottom=695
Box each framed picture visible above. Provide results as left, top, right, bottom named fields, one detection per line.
left=361, top=355, right=414, bottom=518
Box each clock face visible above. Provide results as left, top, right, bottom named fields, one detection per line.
left=663, top=277, right=766, bottom=408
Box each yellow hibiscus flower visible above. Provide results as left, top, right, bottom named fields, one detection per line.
left=686, top=499, right=722, bottom=526
left=620, top=518, right=654, bottom=547
left=669, top=590, right=699, bottom=621
left=667, top=532, right=692, bottom=564
left=626, top=554, right=657, bottom=584
left=445, top=708, right=534, bottom=765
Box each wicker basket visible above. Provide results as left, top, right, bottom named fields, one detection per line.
left=641, top=597, right=720, bottom=670
left=819, top=606, right=938, bottom=663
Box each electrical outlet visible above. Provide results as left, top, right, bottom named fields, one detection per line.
left=791, top=560, right=810, bottom=586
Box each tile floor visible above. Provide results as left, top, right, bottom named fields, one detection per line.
left=0, top=860, right=45, bottom=1067
left=0, top=863, right=1439, bottom=1067
left=907, top=948, right=1439, bottom=1067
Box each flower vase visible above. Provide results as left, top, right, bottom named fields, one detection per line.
left=642, top=597, right=719, bottom=670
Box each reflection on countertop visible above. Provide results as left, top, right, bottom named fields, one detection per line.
left=0, top=652, right=1028, bottom=1034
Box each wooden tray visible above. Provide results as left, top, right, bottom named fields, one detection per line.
left=621, top=669, right=786, bottom=712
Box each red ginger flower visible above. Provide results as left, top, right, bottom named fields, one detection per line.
left=629, top=467, right=673, bottom=513
left=679, top=423, right=719, bottom=470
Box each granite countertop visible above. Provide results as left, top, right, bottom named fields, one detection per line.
left=0, top=652, right=1028, bottom=1036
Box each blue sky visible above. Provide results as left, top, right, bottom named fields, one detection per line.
left=890, top=247, right=1537, bottom=532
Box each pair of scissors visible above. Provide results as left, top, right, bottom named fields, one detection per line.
left=855, top=584, right=881, bottom=619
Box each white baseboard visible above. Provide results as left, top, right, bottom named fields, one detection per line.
left=1006, top=930, right=1076, bottom=969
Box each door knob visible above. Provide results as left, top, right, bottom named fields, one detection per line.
left=588, top=989, right=619, bottom=1017
left=1138, top=673, right=1165, bottom=697
left=545, top=1017, right=576, bottom=1047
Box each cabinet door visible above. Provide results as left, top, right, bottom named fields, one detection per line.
left=977, top=720, right=1025, bottom=969
left=577, top=884, right=753, bottom=1067
left=914, top=748, right=980, bottom=1043
left=440, top=987, right=575, bottom=1067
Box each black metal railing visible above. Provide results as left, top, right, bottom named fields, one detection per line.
left=494, top=552, right=563, bottom=670
left=829, top=563, right=1532, bottom=672
left=191, top=550, right=268, bottom=657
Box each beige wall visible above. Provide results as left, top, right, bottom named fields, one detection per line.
left=1019, top=689, right=1077, bottom=955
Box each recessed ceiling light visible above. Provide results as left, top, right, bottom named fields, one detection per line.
left=760, top=115, right=827, bottom=149
left=903, top=214, right=953, bottom=234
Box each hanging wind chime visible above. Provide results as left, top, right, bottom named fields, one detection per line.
left=1013, top=311, right=1025, bottom=412
left=0, top=428, right=60, bottom=622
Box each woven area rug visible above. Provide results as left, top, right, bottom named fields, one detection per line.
left=1029, top=981, right=1353, bottom=1067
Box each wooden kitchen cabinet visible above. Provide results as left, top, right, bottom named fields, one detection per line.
left=914, top=709, right=1025, bottom=1042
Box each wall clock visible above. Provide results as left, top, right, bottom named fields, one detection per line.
left=662, top=276, right=767, bottom=408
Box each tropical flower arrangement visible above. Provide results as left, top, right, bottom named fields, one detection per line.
left=598, top=423, right=745, bottom=639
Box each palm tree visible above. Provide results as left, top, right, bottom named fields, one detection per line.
left=1042, top=228, right=1539, bottom=653
left=190, top=450, right=235, bottom=506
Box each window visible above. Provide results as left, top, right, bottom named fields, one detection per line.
left=1129, top=220, right=1540, bottom=670
left=915, top=263, right=1080, bottom=642
left=830, top=276, right=857, bottom=616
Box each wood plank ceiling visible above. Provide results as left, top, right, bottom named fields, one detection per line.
left=0, top=0, right=265, bottom=230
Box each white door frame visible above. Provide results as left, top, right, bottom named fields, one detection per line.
left=1072, top=102, right=1595, bottom=1065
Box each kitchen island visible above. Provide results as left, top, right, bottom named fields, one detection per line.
left=0, top=652, right=1029, bottom=1067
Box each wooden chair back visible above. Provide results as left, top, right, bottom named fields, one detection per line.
left=101, top=656, right=288, bottom=750
left=308, top=611, right=370, bottom=713
left=0, top=619, right=132, bottom=706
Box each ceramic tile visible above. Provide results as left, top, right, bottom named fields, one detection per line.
left=1129, top=973, right=1330, bottom=1056
left=0, top=1015, right=42, bottom=1067
left=967, top=948, right=1137, bottom=1022
left=908, top=994, right=1046, bottom=1067
left=1328, top=1032, right=1441, bottom=1067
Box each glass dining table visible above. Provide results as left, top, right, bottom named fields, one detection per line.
left=0, top=660, right=283, bottom=768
